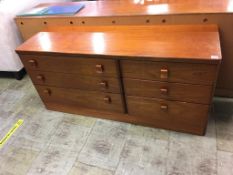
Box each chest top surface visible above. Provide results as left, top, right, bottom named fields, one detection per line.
left=16, top=25, right=222, bottom=63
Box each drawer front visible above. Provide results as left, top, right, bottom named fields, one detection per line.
left=127, top=96, right=209, bottom=131
left=36, top=85, right=125, bottom=113
left=121, top=60, right=217, bottom=85
left=29, top=71, right=121, bottom=93
left=20, top=55, right=119, bottom=77
left=123, top=78, right=213, bottom=104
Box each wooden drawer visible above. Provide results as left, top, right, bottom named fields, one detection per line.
left=123, top=78, right=213, bottom=104
left=121, top=60, right=217, bottom=85
left=29, top=71, right=121, bottom=93
left=20, top=55, right=119, bottom=77
left=127, top=96, right=209, bottom=134
left=35, top=85, right=125, bottom=113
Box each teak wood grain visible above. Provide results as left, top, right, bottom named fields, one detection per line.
left=36, top=85, right=125, bottom=113
left=15, top=0, right=233, bottom=97
left=29, top=70, right=121, bottom=93
left=126, top=96, right=209, bottom=134
left=121, top=60, right=218, bottom=85
left=19, top=0, right=233, bottom=18
left=123, top=78, right=213, bottom=104
left=20, top=55, right=119, bottom=77
left=16, top=27, right=221, bottom=135
left=16, top=26, right=221, bottom=63
left=44, top=100, right=208, bottom=135
left=45, top=25, right=219, bottom=33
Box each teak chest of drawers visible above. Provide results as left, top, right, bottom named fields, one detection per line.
left=16, top=25, right=222, bottom=135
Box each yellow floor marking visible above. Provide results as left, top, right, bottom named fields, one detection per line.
left=0, top=119, right=23, bottom=149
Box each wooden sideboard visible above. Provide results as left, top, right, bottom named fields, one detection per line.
left=15, top=0, right=233, bottom=97
left=16, top=25, right=222, bottom=135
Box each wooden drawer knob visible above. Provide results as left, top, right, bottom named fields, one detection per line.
left=96, top=64, right=104, bottom=73
left=160, top=104, right=168, bottom=111
left=160, top=69, right=169, bottom=79
left=43, top=89, right=51, bottom=95
left=99, top=81, right=108, bottom=89
left=160, top=88, right=168, bottom=95
left=104, top=96, right=111, bottom=104
left=28, top=59, right=37, bottom=67
left=36, top=75, right=45, bottom=81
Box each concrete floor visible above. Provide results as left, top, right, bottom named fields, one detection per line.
left=0, top=75, right=233, bottom=175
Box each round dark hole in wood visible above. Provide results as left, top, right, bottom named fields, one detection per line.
left=162, top=19, right=166, bottom=23
left=82, top=21, right=85, bottom=24
left=20, top=22, right=24, bottom=25
left=70, top=21, right=73, bottom=24
left=203, top=18, right=208, bottom=23
left=44, top=21, right=47, bottom=25
left=112, top=20, right=116, bottom=24
left=146, top=19, right=150, bottom=23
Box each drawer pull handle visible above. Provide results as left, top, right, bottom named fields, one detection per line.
left=100, top=81, right=108, bottom=88
left=28, top=59, right=37, bottom=67
left=96, top=64, right=104, bottom=73
left=160, top=69, right=169, bottom=79
left=160, top=88, right=168, bottom=94
left=104, top=96, right=111, bottom=104
left=160, top=104, right=168, bottom=110
left=43, top=89, right=51, bottom=95
left=36, top=75, right=45, bottom=81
